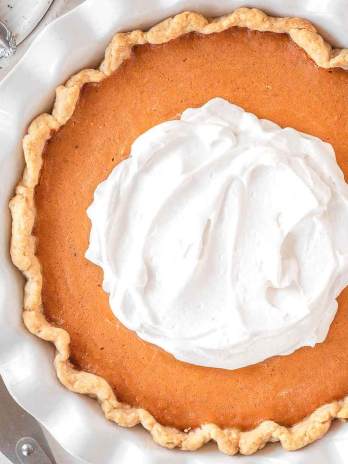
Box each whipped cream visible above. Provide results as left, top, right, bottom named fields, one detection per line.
left=86, top=98, right=348, bottom=370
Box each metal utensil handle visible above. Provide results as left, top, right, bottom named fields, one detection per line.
left=0, top=20, right=16, bottom=59
left=16, top=437, right=53, bottom=464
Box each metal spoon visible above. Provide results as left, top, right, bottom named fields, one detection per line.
left=0, top=19, right=16, bottom=59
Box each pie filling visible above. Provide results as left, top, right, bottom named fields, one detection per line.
left=86, top=97, right=348, bottom=370
left=35, top=27, right=348, bottom=430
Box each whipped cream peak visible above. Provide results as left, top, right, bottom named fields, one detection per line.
left=86, top=98, right=348, bottom=370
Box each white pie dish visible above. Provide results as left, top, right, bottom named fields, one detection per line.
left=1, top=0, right=348, bottom=463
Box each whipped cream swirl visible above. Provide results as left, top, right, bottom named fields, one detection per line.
left=86, top=98, right=348, bottom=370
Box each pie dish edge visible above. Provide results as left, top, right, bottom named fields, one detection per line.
left=9, top=7, right=348, bottom=456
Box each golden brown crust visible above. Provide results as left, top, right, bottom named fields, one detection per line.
left=9, top=8, right=348, bottom=455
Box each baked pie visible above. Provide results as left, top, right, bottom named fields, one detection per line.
left=10, top=8, right=348, bottom=455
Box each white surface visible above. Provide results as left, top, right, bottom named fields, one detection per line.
left=0, top=0, right=83, bottom=79
left=43, top=429, right=87, bottom=464
left=0, top=0, right=54, bottom=46
left=0, top=454, right=11, bottom=464
left=1, top=0, right=348, bottom=463
left=87, top=96, right=348, bottom=371
left=0, top=3, right=85, bottom=463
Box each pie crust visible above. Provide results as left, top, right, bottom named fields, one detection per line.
left=9, top=8, right=348, bottom=455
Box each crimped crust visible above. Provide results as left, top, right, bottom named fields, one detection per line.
left=9, top=8, right=348, bottom=456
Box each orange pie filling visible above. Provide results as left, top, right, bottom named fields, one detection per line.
left=34, top=28, right=348, bottom=431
